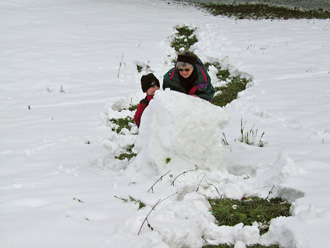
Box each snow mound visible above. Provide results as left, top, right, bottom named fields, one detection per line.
left=254, top=149, right=305, bottom=188
left=132, top=90, right=229, bottom=175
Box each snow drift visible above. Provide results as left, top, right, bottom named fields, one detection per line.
left=132, top=90, right=229, bottom=175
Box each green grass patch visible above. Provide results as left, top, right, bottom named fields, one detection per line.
left=198, top=3, right=330, bottom=20
left=204, top=196, right=290, bottom=247
left=128, top=104, right=138, bottom=111
left=110, top=116, right=135, bottom=134
left=205, top=62, right=251, bottom=107
left=211, top=77, right=249, bottom=107
left=208, top=196, right=291, bottom=235
left=170, top=25, right=198, bottom=53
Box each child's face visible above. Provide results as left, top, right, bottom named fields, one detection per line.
left=147, top=85, right=159, bottom=96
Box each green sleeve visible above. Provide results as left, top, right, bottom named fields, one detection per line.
left=162, top=68, right=174, bottom=90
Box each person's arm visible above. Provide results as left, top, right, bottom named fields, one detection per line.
left=134, top=103, right=147, bottom=127
left=195, top=68, right=215, bottom=101
left=196, top=83, right=215, bottom=101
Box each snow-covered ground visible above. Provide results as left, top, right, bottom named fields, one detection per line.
left=1, top=0, right=330, bottom=247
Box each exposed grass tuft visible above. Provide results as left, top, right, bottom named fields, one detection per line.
left=239, top=119, right=267, bottom=147
left=208, top=196, right=291, bottom=235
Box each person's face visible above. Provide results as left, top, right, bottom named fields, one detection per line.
left=147, top=85, right=159, bottom=96
left=178, top=65, right=194, bottom=78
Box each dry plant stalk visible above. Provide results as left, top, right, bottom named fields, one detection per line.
left=171, top=165, right=198, bottom=186
left=147, top=170, right=171, bottom=193
left=117, top=53, right=124, bottom=77
left=137, top=193, right=177, bottom=235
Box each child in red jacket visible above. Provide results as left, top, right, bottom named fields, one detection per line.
left=134, top=73, right=160, bottom=127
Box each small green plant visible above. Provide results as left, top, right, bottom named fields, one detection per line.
left=110, top=116, right=134, bottom=134
left=221, top=132, right=229, bottom=146
left=115, top=144, right=137, bottom=161
left=208, top=196, right=291, bottom=235
left=136, top=64, right=143, bottom=73
left=114, top=195, right=146, bottom=210
left=60, top=85, right=66, bottom=93
left=166, top=157, right=171, bottom=164
left=170, top=25, right=198, bottom=53
left=129, top=196, right=146, bottom=209
left=73, top=197, right=84, bottom=203
left=136, top=61, right=151, bottom=73
left=128, top=104, right=138, bottom=111
left=239, top=119, right=267, bottom=147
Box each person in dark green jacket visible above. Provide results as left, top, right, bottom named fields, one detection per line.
left=163, top=51, right=215, bottom=101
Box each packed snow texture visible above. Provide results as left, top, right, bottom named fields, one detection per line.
left=1, top=0, right=330, bottom=248
left=133, top=90, right=229, bottom=175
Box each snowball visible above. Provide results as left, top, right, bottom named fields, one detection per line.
left=132, top=90, right=229, bottom=175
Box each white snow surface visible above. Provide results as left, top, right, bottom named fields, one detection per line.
left=1, top=0, right=330, bottom=247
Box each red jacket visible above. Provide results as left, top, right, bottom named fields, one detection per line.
left=134, top=94, right=153, bottom=127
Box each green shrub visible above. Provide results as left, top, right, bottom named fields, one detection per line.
left=170, top=25, right=198, bottom=53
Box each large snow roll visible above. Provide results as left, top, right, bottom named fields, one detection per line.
left=133, top=90, right=229, bottom=175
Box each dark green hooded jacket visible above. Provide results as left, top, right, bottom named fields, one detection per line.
left=163, top=65, right=215, bottom=101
